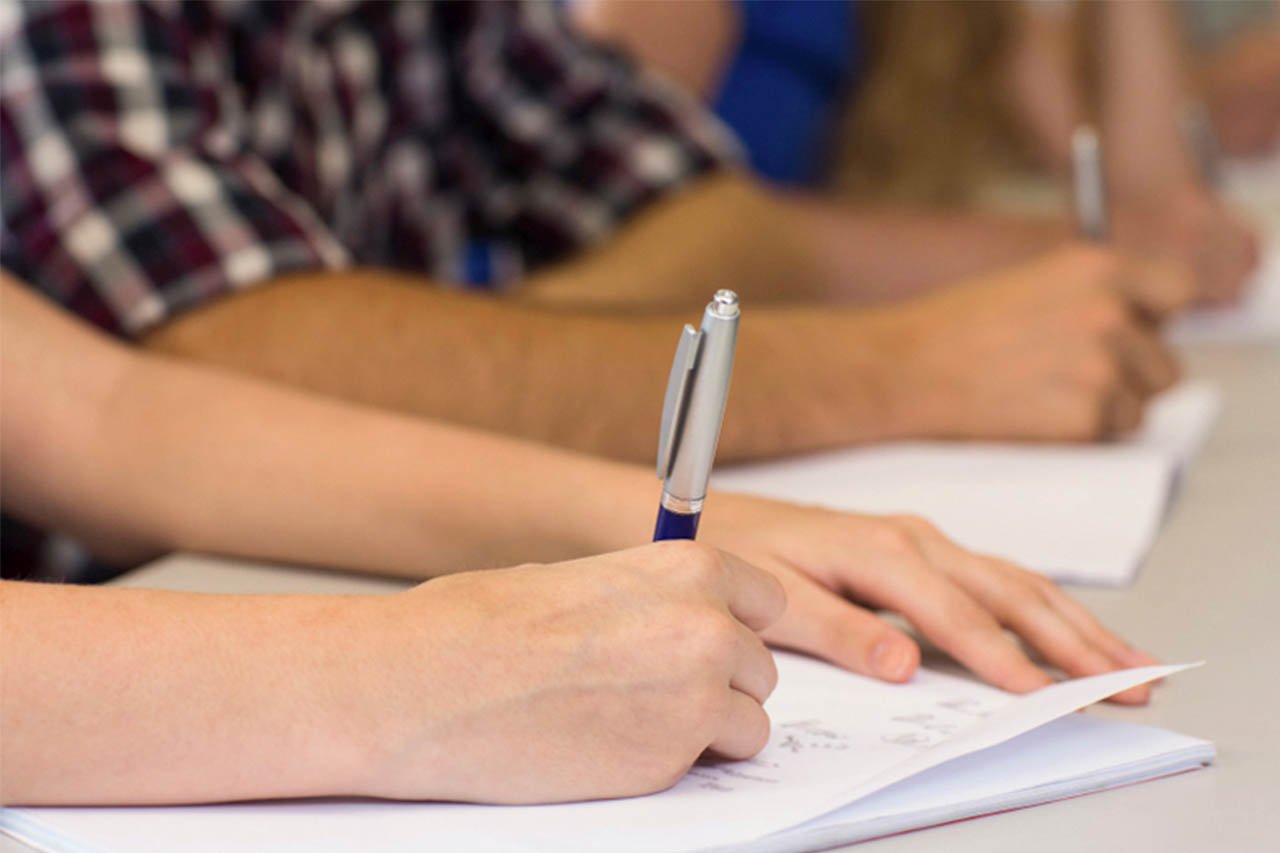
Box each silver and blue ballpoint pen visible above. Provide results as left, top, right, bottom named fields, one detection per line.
left=1071, top=125, right=1110, bottom=243
left=653, top=289, right=740, bottom=541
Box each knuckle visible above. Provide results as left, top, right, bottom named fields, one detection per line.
left=684, top=610, right=740, bottom=660
left=1010, top=563, right=1058, bottom=596
left=1084, top=295, right=1128, bottom=334
left=689, top=682, right=730, bottom=726
left=661, top=540, right=722, bottom=583
left=889, top=513, right=940, bottom=538
left=872, top=523, right=922, bottom=560
left=937, top=592, right=998, bottom=637
left=1005, top=579, right=1052, bottom=614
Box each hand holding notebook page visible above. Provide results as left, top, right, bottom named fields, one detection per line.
left=1, top=655, right=1207, bottom=853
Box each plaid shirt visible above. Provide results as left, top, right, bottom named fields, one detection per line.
left=1, top=0, right=736, bottom=337
left=0, top=0, right=736, bottom=580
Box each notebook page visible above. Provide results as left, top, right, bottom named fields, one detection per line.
left=736, top=715, right=1214, bottom=853
left=507, top=656, right=1196, bottom=852
left=1128, top=381, right=1222, bottom=467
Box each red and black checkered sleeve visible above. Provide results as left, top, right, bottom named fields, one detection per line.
left=437, top=1, right=742, bottom=274
left=0, top=1, right=347, bottom=337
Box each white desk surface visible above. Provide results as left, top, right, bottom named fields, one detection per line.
left=74, top=342, right=1278, bottom=853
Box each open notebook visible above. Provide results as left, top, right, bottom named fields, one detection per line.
left=1, top=654, right=1211, bottom=853
left=713, top=382, right=1221, bottom=587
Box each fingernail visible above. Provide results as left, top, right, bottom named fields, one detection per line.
left=1114, top=684, right=1152, bottom=705
left=871, top=639, right=914, bottom=682
left=1126, top=647, right=1162, bottom=666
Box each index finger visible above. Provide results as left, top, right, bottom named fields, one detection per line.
left=714, top=549, right=788, bottom=633
left=835, top=559, right=1053, bottom=694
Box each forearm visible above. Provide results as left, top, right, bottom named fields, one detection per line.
left=1100, top=0, right=1199, bottom=196
left=1004, top=3, right=1085, bottom=173
left=571, top=0, right=738, bottom=100
left=141, top=268, right=914, bottom=463
left=99, top=351, right=653, bottom=575
left=2, top=276, right=645, bottom=573
left=522, top=172, right=829, bottom=308
left=782, top=196, right=1070, bottom=303
left=0, top=581, right=377, bottom=804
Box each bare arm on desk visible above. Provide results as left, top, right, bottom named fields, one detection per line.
left=571, top=5, right=1072, bottom=301
left=2, top=277, right=788, bottom=804
left=580, top=0, right=1086, bottom=297
left=142, top=245, right=1185, bottom=463
left=0, top=549, right=791, bottom=805
left=1, top=278, right=646, bottom=574
left=576, top=0, right=1255, bottom=305
left=141, top=262, right=904, bottom=465
left=1007, top=0, right=1260, bottom=304
left=0, top=274, right=1160, bottom=804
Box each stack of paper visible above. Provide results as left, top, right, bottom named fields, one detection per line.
left=0, top=654, right=1211, bottom=853
left=712, top=382, right=1221, bottom=587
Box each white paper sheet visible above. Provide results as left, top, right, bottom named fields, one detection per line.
left=1129, top=381, right=1223, bottom=467
left=735, top=714, right=1213, bottom=853
left=712, top=383, right=1220, bottom=586
left=0, top=655, right=1198, bottom=853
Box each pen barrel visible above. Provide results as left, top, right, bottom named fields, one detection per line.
left=663, top=300, right=738, bottom=505
left=1071, top=126, right=1110, bottom=243
left=653, top=503, right=701, bottom=541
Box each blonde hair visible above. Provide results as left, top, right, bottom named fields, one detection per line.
left=833, top=1, right=1030, bottom=205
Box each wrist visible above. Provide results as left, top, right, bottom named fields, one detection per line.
left=571, top=458, right=663, bottom=552
left=313, top=590, right=467, bottom=800
left=289, top=594, right=424, bottom=799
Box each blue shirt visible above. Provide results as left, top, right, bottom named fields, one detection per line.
left=712, top=0, right=860, bottom=187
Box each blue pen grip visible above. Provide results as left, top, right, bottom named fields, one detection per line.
left=654, top=506, right=701, bottom=541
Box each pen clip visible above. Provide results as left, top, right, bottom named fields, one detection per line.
left=656, top=324, right=702, bottom=480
